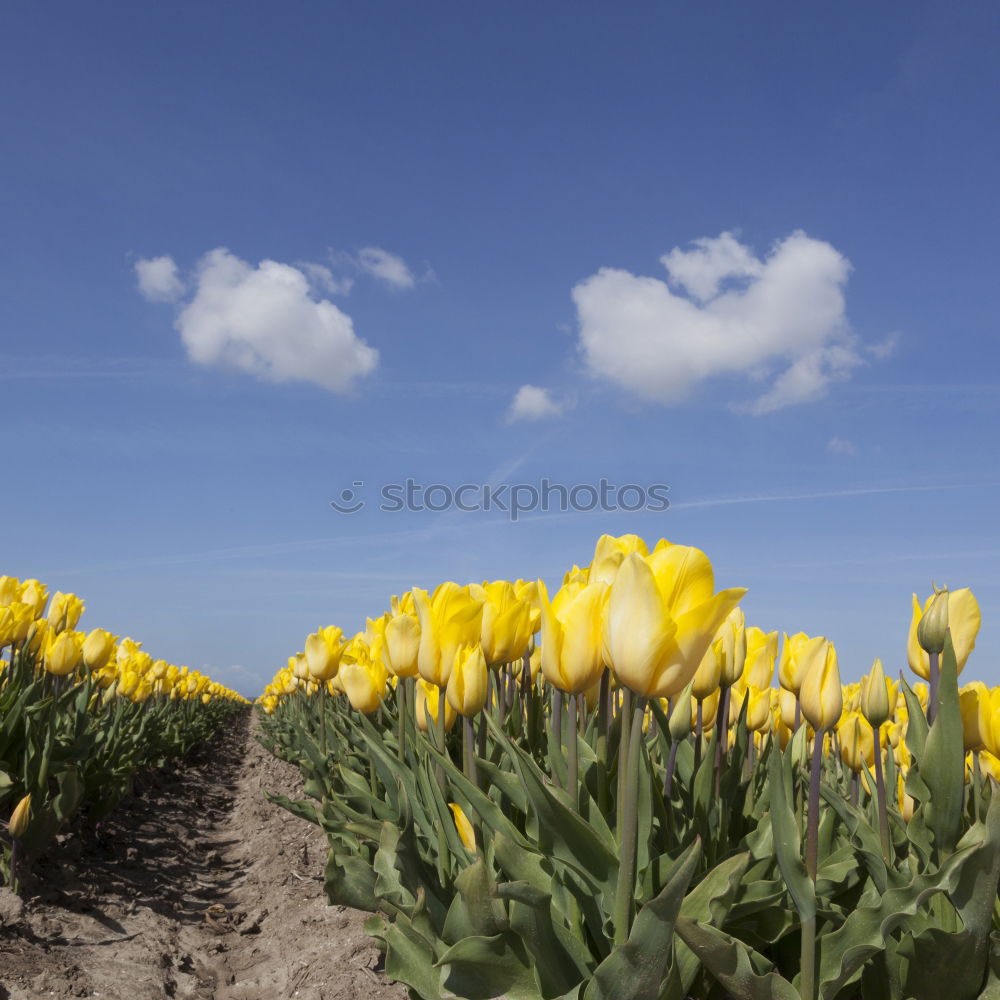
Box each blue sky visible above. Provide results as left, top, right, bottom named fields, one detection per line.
left=2, top=1, right=998, bottom=696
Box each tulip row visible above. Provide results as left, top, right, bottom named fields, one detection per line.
left=257, top=533, right=999, bottom=1000
left=0, top=575, right=247, bottom=891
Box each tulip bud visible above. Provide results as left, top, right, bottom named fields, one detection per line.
left=415, top=678, right=456, bottom=732
left=82, top=628, right=116, bottom=671
left=448, top=802, right=476, bottom=852
left=691, top=641, right=722, bottom=701
left=385, top=613, right=420, bottom=678
left=917, top=585, right=949, bottom=655
left=860, top=658, right=891, bottom=728
left=668, top=681, right=694, bottom=740
left=8, top=793, right=31, bottom=839
left=446, top=643, right=488, bottom=716
left=798, top=637, right=842, bottom=732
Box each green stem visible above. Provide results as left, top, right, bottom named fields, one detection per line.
left=567, top=692, right=579, bottom=812
left=613, top=695, right=645, bottom=946
left=800, top=914, right=816, bottom=1000
left=928, top=651, right=940, bottom=725
left=319, top=682, right=328, bottom=759
left=616, top=687, right=633, bottom=842
left=463, top=713, right=477, bottom=787
left=396, top=679, right=406, bottom=762
left=596, top=669, right=609, bottom=814
left=714, top=685, right=730, bottom=798
left=806, top=730, right=824, bottom=881
left=973, top=752, right=982, bottom=822
left=873, top=725, right=891, bottom=861
left=552, top=687, right=563, bottom=763
left=694, top=699, right=704, bottom=771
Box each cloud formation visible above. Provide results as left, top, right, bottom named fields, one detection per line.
left=357, top=246, right=416, bottom=289
left=827, top=436, right=858, bottom=455
left=573, top=231, right=863, bottom=414
left=507, top=385, right=565, bottom=422
left=135, top=255, right=185, bottom=302
left=140, top=249, right=379, bottom=393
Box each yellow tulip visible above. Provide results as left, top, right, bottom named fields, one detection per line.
left=959, top=682, right=991, bottom=752
left=514, top=580, right=543, bottom=634
left=385, top=611, right=421, bottom=678
left=908, top=587, right=980, bottom=678
left=8, top=793, right=31, bottom=839
left=305, top=625, right=345, bottom=681
left=0, top=576, right=20, bottom=608
left=744, top=685, right=772, bottom=733
left=743, top=627, right=778, bottom=688
left=82, top=628, right=117, bottom=671
left=19, top=580, right=48, bottom=618
left=0, top=603, right=35, bottom=647
left=778, top=632, right=813, bottom=695
left=798, top=637, right=842, bottom=731
left=589, top=533, right=650, bottom=586
left=46, top=591, right=85, bottom=633
left=604, top=548, right=746, bottom=700
left=538, top=578, right=608, bottom=694
left=716, top=608, right=746, bottom=687
left=339, top=636, right=388, bottom=714
left=413, top=583, right=484, bottom=687
left=415, top=678, right=457, bottom=732
left=477, top=581, right=534, bottom=665
left=449, top=802, right=476, bottom=852
left=838, top=712, right=875, bottom=773
left=446, top=643, right=489, bottom=716
left=778, top=687, right=798, bottom=731
left=44, top=629, right=84, bottom=676
left=691, top=641, right=722, bottom=700
left=860, top=658, right=894, bottom=729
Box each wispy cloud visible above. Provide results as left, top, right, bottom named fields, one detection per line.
left=507, top=385, right=567, bottom=422
left=357, top=246, right=416, bottom=289
left=827, top=436, right=858, bottom=455
left=135, top=255, right=185, bottom=302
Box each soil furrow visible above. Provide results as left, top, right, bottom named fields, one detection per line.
left=0, top=711, right=407, bottom=1000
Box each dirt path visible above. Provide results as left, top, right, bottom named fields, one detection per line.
left=0, top=711, right=408, bottom=1000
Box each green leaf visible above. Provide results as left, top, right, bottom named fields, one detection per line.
left=584, top=839, right=701, bottom=1000
left=898, top=792, right=1000, bottom=1000
left=816, top=841, right=978, bottom=998
left=437, top=932, right=541, bottom=1000
left=768, top=743, right=815, bottom=922
left=920, top=634, right=965, bottom=855
left=674, top=916, right=799, bottom=1000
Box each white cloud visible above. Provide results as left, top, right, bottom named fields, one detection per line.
left=135, top=255, right=185, bottom=302
left=573, top=230, right=865, bottom=413
left=175, top=248, right=378, bottom=393
left=357, top=246, right=416, bottom=289
left=299, top=262, right=354, bottom=296
left=507, top=385, right=565, bottom=422
left=868, top=332, right=900, bottom=360
left=827, top=435, right=858, bottom=455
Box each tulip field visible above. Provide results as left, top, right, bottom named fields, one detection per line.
left=4, top=534, right=1000, bottom=999
left=0, top=577, right=246, bottom=893
left=257, top=533, right=1000, bottom=1000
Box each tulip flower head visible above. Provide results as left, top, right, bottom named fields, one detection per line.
left=603, top=547, right=746, bottom=700
left=798, top=637, right=842, bottom=732
left=908, top=587, right=980, bottom=679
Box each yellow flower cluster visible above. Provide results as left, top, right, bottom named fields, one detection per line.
left=0, top=574, right=245, bottom=705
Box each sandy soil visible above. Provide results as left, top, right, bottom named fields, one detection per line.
left=0, top=711, right=409, bottom=1000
